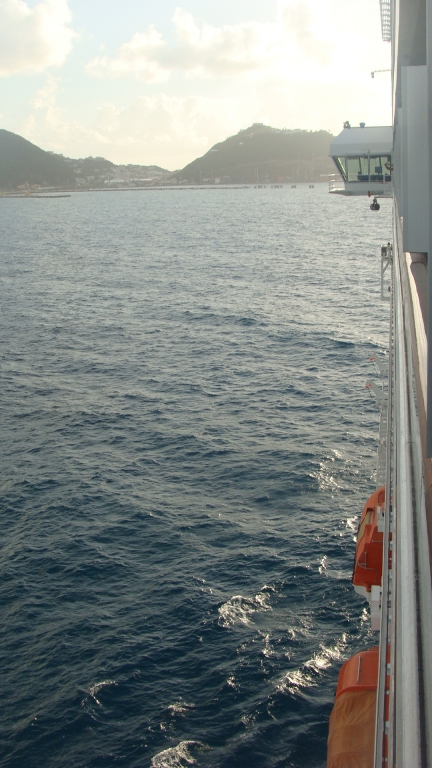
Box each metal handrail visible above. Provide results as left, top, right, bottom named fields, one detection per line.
left=328, top=179, right=344, bottom=192
left=374, top=213, right=432, bottom=766
left=403, top=269, right=432, bottom=767
left=374, top=209, right=432, bottom=766
left=393, top=244, right=422, bottom=765
left=374, top=248, right=394, bottom=767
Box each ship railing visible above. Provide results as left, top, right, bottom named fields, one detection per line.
left=379, top=0, right=391, bottom=42
left=374, top=210, right=432, bottom=767
left=328, top=178, right=344, bottom=192
left=374, top=244, right=395, bottom=768
left=375, top=406, right=387, bottom=489
left=380, top=243, right=392, bottom=300
left=368, top=350, right=389, bottom=489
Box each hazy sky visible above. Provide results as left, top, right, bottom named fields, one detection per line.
left=0, top=0, right=391, bottom=169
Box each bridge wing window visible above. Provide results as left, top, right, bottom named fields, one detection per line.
left=332, top=154, right=392, bottom=183
left=334, top=156, right=347, bottom=180
left=347, top=157, right=362, bottom=181
left=358, top=156, right=369, bottom=181
left=370, top=155, right=392, bottom=181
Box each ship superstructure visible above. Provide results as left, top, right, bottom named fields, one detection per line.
left=326, top=1, right=432, bottom=766
left=329, top=126, right=393, bottom=197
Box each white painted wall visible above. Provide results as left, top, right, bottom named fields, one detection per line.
left=394, top=108, right=404, bottom=216
left=401, top=66, right=429, bottom=252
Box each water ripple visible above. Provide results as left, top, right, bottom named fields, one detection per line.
left=0, top=186, right=391, bottom=768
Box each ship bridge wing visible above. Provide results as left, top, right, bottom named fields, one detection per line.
left=329, top=125, right=393, bottom=196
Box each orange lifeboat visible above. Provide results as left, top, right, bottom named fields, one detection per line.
left=327, top=647, right=379, bottom=768
left=353, top=487, right=385, bottom=599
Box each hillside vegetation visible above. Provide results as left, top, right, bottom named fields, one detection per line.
left=0, top=130, right=169, bottom=190
left=0, top=129, right=75, bottom=189
left=176, top=124, right=335, bottom=183
left=0, top=124, right=336, bottom=189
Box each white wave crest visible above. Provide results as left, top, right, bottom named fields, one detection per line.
left=151, top=741, right=206, bottom=768
left=346, top=515, right=358, bottom=531
left=278, top=666, right=315, bottom=694
left=305, top=634, right=347, bottom=673
left=88, top=679, right=117, bottom=706
left=259, top=630, right=277, bottom=659
left=167, top=701, right=195, bottom=716
left=218, top=586, right=275, bottom=628
left=277, top=634, right=348, bottom=694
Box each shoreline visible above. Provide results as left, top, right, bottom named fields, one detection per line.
left=0, top=182, right=327, bottom=198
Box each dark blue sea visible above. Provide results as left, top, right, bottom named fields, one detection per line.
left=0, top=185, right=391, bottom=768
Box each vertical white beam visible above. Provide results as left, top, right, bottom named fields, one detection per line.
left=393, top=246, right=422, bottom=767
left=426, top=0, right=432, bottom=456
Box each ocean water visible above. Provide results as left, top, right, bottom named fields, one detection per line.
left=0, top=185, right=391, bottom=768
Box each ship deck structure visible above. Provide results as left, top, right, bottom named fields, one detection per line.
left=326, top=0, right=432, bottom=765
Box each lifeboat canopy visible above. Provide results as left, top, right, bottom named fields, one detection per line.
left=327, top=647, right=379, bottom=768
left=353, top=486, right=387, bottom=630
left=353, top=486, right=385, bottom=596
left=329, top=124, right=393, bottom=197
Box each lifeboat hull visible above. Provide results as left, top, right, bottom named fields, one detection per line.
left=353, top=487, right=385, bottom=596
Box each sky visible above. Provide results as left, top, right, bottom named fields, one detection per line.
left=0, top=0, right=392, bottom=170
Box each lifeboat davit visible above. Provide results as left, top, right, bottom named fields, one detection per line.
left=353, top=486, right=385, bottom=599
left=327, top=647, right=379, bottom=768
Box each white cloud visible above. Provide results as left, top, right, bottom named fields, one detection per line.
left=87, top=26, right=169, bottom=84
left=86, top=1, right=327, bottom=82
left=24, top=74, right=74, bottom=141
left=19, top=79, right=244, bottom=168
left=90, top=94, right=243, bottom=166
left=0, top=0, right=75, bottom=76
left=18, top=70, right=391, bottom=171
left=10, top=0, right=391, bottom=168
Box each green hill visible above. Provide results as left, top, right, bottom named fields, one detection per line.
left=0, top=124, right=336, bottom=189
left=176, top=124, right=335, bottom=183
left=0, top=129, right=76, bottom=189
